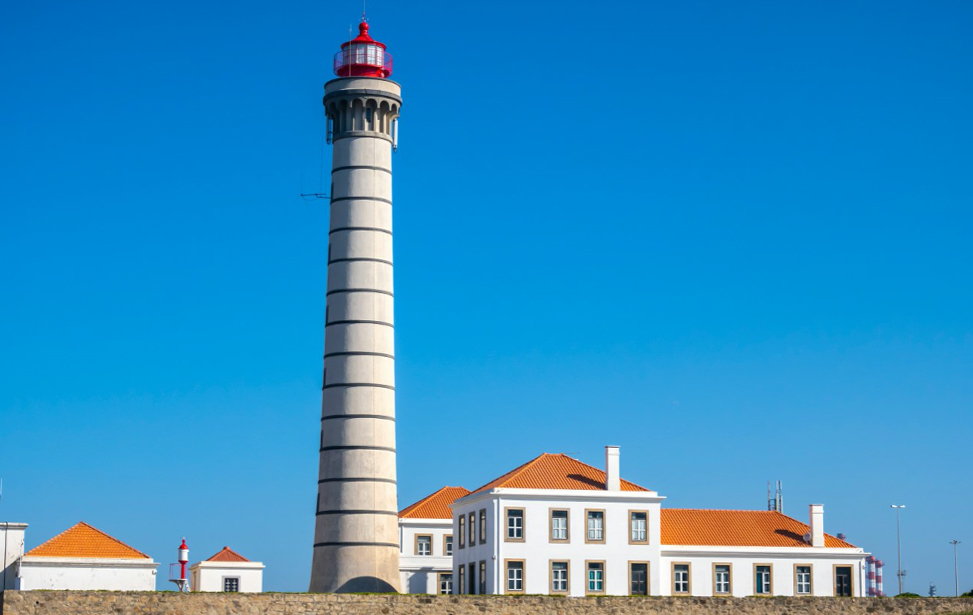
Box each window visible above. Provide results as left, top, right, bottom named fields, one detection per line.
left=550, top=509, right=568, bottom=542
left=469, top=563, right=476, bottom=595
left=754, top=564, right=772, bottom=595
left=551, top=561, right=569, bottom=593
left=415, top=534, right=432, bottom=556
left=479, top=509, right=487, bottom=544
left=459, top=516, right=466, bottom=548
left=834, top=565, right=852, bottom=597
left=506, top=560, right=524, bottom=593
left=438, top=572, right=452, bottom=595
left=458, top=565, right=466, bottom=595
left=795, top=565, right=811, bottom=595
left=630, top=510, right=648, bottom=544
left=586, top=509, right=605, bottom=543
left=505, top=508, right=524, bottom=541
left=672, top=563, right=690, bottom=594
left=479, top=561, right=487, bottom=594
left=630, top=562, right=649, bottom=595
left=444, top=535, right=453, bottom=556
left=223, top=577, right=240, bottom=592
left=714, top=564, right=731, bottom=595
left=469, top=513, right=476, bottom=547
left=586, top=561, right=605, bottom=594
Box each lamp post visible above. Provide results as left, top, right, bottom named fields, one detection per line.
left=950, top=540, right=961, bottom=597
left=891, top=505, right=906, bottom=595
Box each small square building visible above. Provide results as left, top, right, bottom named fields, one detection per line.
left=190, top=546, right=263, bottom=592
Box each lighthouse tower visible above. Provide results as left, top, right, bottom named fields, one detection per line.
left=310, top=19, right=401, bottom=594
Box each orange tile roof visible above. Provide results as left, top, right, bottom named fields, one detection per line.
left=661, top=509, right=857, bottom=548
left=399, top=486, right=471, bottom=519
left=468, top=453, right=651, bottom=495
left=206, top=546, right=250, bottom=562
left=25, top=522, right=150, bottom=559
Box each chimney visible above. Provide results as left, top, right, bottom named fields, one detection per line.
left=809, top=504, right=825, bottom=547
left=605, top=446, right=620, bottom=491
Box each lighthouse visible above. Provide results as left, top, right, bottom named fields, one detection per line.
left=309, top=19, right=401, bottom=594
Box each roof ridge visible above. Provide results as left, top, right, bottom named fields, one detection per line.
left=399, top=485, right=471, bottom=519
left=207, top=546, right=250, bottom=562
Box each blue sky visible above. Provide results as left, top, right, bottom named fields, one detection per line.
left=1, top=0, right=971, bottom=595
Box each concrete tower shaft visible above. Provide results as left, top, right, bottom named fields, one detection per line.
left=310, top=76, right=401, bottom=594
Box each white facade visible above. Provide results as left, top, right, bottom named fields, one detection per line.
left=1, top=522, right=28, bottom=591
left=190, top=560, right=264, bottom=593
left=449, top=449, right=868, bottom=598
left=18, top=557, right=157, bottom=591
left=452, top=487, right=664, bottom=596
left=399, top=518, right=453, bottom=594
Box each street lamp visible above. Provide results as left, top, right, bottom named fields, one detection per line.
left=950, top=540, right=961, bottom=597
left=891, top=505, right=906, bottom=595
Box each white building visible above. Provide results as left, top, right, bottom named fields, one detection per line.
left=450, top=447, right=868, bottom=597
left=18, top=521, right=158, bottom=591
left=190, top=546, right=264, bottom=593
left=1, top=522, right=28, bottom=591
left=398, top=486, right=469, bottom=594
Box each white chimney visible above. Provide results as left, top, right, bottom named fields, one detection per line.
left=605, top=446, right=620, bottom=491
left=809, top=504, right=825, bottom=547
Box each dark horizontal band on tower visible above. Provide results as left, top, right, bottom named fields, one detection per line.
left=324, top=319, right=394, bottom=328
left=328, top=257, right=393, bottom=266
left=322, top=383, right=395, bottom=391
left=319, top=444, right=396, bottom=452
left=313, top=541, right=400, bottom=548
left=325, top=288, right=394, bottom=298
left=318, top=477, right=397, bottom=485
left=315, top=509, right=399, bottom=517
left=332, top=165, right=392, bottom=175
left=321, top=414, right=395, bottom=423
left=324, top=351, right=395, bottom=360
left=329, top=195, right=393, bottom=205
left=332, top=132, right=393, bottom=144
left=329, top=226, right=392, bottom=236
left=323, top=88, right=402, bottom=104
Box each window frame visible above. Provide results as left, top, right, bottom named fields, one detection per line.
left=672, top=562, right=691, bottom=595
left=549, top=508, right=569, bottom=543
left=629, top=560, right=650, bottom=596
left=628, top=509, right=649, bottom=545
left=479, top=508, right=487, bottom=544
left=458, top=515, right=466, bottom=549
left=504, top=507, right=525, bottom=542
left=468, top=512, right=476, bottom=548
left=504, top=559, right=525, bottom=594
left=585, top=560, right=606, bottom=595
left=585, top=508, right=606, bottom=544
left=444, top=534, right=453, bottom=556
left=222, top=576, right=240, bottom=592
left=549, top=560, right=570, bottom=594
left=479, top=560, right=487, bottom=595
left=794, top=564, right=812, bottom=595
left=753, top=563, right=773, bottom=596
left=414, top=534, right=433, bottom=556
left=712, top=562, right=732, bottom=595
left=458, top=564, right=466, bottom=595
left=437, top=571, right=453, bottom=595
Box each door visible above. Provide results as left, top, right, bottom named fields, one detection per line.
left=835, top=566, right=852, bottom=597
left=630, top=563, right=648, bottom=595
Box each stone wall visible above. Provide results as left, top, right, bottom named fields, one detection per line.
left=2, top=591, right=972, bottom=615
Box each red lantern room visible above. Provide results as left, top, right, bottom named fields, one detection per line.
left=334, top=20, right=393, bottom=78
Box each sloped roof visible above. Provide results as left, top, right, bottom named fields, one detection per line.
left=206, top=546, right=250, bottom=562
left=661, top=509, right=857, bottom=548
left=468, top=453, right=651, bottom=495
left=25, top=522, right=150, bottom=559
left=399, top=486, right=471, bottom=519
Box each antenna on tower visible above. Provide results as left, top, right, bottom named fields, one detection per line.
left=767, top=480, right=783, bottom=512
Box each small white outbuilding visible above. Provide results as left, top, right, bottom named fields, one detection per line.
left=190, top=546, right=263, bottom=592
left=19, top=521, right=157, bottom=591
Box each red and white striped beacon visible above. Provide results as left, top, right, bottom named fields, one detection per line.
left=169, top=538, right=190, bottom=592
